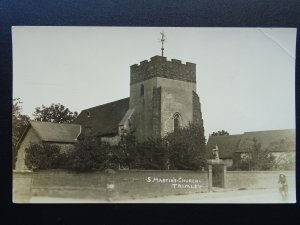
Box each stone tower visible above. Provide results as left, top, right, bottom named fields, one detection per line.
left=129, top=55, right=204, bottom=141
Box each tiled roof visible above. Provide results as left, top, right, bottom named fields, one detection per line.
left=30, top=121, right=81, bottom=143
left=206, top=129, right=296, bottom=159
left=206, top=135, right=242, bottom=159
left=73, top=98, right=129, bottom=137
left=237, top=129, right=295, bottom=153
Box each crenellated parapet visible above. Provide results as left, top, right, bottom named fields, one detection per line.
left=130, top=55, right=196, bottom=85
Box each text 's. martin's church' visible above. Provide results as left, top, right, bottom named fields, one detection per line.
left=74, top=54, right=204, bottom=143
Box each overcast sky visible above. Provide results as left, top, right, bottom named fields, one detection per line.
left=12, top=27, right=296, bottom=138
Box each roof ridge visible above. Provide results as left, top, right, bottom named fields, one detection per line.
left=30, top=120, right=80, bottom=126
left=244, top=128, right=295, bottom=134
left=81, top=97, right=129, bottom=111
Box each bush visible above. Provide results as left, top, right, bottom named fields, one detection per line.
left=24, top=123, right=207, bottom=171
left=165, top=123, right=206, bottom=170
left=119, top=123, right=206, bottom=170
left=25, top=143, right=67, bottom=170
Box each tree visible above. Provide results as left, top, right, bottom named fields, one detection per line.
left=210, top=130, right=229, bottom=137
left=232, top=138, right=276, bottom=171
left=66, top=137, right=105, bottom=171
left=12, top=98, right=30, bottom=168
left=165, top=123, right=206, bottom=170
left=33, top=103, right=78, bottom=123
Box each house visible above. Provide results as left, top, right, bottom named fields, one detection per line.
left=15, top=121, right=81, bottom=170
left=206, top=129, right=296, bottom=168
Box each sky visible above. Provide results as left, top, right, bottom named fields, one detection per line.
left=12, top=27, right=296, bottom=139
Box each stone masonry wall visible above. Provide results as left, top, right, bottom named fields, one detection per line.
left=13, top=170, right=296, bottom=203
left=152, top=87, right=162, bottom=138
left=226, top=170, right=295, bottom=190
left=192, top=91, right=205, bottom=133
left=130, top=56, right=196, bottom=85
left=159, top=77, right=196, bottom=136
left=14, top=170, right=209, bottom=202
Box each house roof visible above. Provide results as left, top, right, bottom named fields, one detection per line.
left=17, top=121, right=81, bottom=147
left=206, top=135, right=243, bottom=158
left=206, top=129, right=296, bottom=159
left=30, top=121, right=81, bottom=143
left=73, top=98, right=129, bottom=137
left=237, top=129, right=295, bottom=153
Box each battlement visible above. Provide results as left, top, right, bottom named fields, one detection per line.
left=130, top=55, right=196, bottom=85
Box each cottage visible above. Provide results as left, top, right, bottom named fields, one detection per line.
left=206, top=129, right=295, bottom=168
left=15, top=121, right=81, bottom=170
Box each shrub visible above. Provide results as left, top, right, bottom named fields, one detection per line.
left=165, top=123, right=206, bottom=170
left=25, top=143, right=66, bottom=170
left=65, top=137, right=123, bottom=172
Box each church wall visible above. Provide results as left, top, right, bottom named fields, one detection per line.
left=15, top=128, right=42, bottom=171
left=158, top=77, right=196, bottom=136
left=129, top=78, right=158, bottom=141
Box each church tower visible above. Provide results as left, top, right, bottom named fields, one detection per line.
left=129, top=55, right=204, bottom=141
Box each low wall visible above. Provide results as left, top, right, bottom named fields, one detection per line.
left=13, top=170, right=32, bottom=203
left=226, top=171, right=295, bottom=190
left=13, top=169, right=208, bottom=202
left=13, top=169, right=296, bottom=203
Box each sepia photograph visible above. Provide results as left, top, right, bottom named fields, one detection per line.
left=12, top=26, right=296, bottom=203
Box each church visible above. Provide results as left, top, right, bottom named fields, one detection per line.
left=15, top=53, right=205, bottom=170
left=74, top=55, right=204, bottom=144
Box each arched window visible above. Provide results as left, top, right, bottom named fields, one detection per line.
left=140, top=84, right=144, bottom=96
left=173, top=112, right=181, bottom=132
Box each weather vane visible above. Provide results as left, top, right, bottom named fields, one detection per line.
left=160, top=31, right=166, bottom=57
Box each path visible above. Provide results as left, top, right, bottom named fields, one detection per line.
left=30, top=188, right=296, bottom=203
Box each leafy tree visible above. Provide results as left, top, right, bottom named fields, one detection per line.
left=66, top=137, right=105, bottom=171
left=210, top=130, right=229, bottom=137
left=118, top=123, right=206, bottom=170
left=137, top=138, right=169, bottom=170
left=165, top=123, right=206, bottom=170
left=25, top=143, right=67, bottom=170
left=118, top=132, right=139, bottom=169
left=33, top=103, right=78, bottom=123
left=12, top=98, right=30, bottom=168
left=66, top=137, right=121, bottom=171
left=231, top=138, right=275, bottom=171
left=251, top=138, right=275, bottom=170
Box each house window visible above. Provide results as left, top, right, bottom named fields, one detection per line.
left=87, top=111, right=91, bottom=118
left=173, top=112, right=181, bottom=132
left=140, top=84, right=144, bottom=96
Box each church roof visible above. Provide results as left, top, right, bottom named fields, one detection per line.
left=18, top=121, right=81, bottom=147
left=206, top=129, right=295, bottom=159
left=73, top=98, right=130, bottom=137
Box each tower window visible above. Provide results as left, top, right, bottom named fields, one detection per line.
left=140, top=84, right=144, bottom=96
left=173, top=112, right=181, bottom=132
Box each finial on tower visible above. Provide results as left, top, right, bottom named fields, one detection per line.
left=160, top=31, right=166, bottom=57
